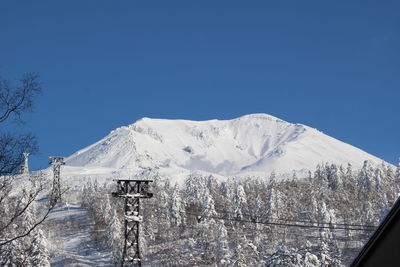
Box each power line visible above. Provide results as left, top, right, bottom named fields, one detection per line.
left=213, top=208, right=378, bottom=229
left=144, top=202, right=377, bottom=231
left=183, top=225, right=327, bottom=241
left=185, top=212, right=375, bottom=232
left=147, top=196, right=379, bottom=229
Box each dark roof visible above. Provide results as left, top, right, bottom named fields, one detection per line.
left=351, top=196, right=400, bottom=266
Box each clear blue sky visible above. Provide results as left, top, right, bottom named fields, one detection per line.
left=1, top=1, right=399, bottom=170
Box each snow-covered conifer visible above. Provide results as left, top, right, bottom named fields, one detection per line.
left=319, top=242, right=332, bottom=267
left=299, top=240, right=320, bottom=267
left=101, top=194, right=112, bottom=224
left=319, top=202, right=335, bottom=225
left=251, top=194, right=264, bottom=222
left=319, top=163, right=330, bottom=187
left=169, top=185, right=185, bottom=226
left=107, top=209, right=123, bottom=265
left=304, top=252, right=321, bottom=267
left=233, top=185, right=247, bottom=219
left=184, top=173, right=205, bottom=202
left=269, top=171, right=277, bottom=186
left=264, top=245, right=303, bottom=267
left=0, top=239, right=26, bottom=266
left=29, top=229, right=50, bottom=267
left=220, top=181, right=231, bottom=198
left=266, top=188, right=282, bottom=221
left=394, top=160, right=400, bottom=196
left=363, top=202, right=378, bottom=226
left=18, top=191, right=36, bottom=232
left=327, top=164, right=343, bottom=191
left=231, top=243, right=247, bottom=267
left=377, top=193, right=390, bottom=222
left=215, top=222, right=231, bottom=266
left=358, top=160, right=374, bottom=196
left=373, top=167, right=384, bottom=192
left=318, top=202, right=342, bottom=267
left=202, top=192, right=217, bottom=222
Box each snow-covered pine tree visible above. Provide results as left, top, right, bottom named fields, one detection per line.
left=304, top=252, right=321, bottom=267
left=327, top=164, right=344, bottom=191
left=0, top=239, right=26, bottom=267
left=233, top=185, right=248, bottom=220
left=216, top=181, right=234, bottom=224
left=18, top=190, right=36, bottom=231
left=377, top=193, right=390, bottom=222
left=384, top=164, right=397, bottom=203
left=184, top=172, right=206, bottom=203
left=8, top=191, right=37, bottom=265
left=318, top=242, right=332, bottom=267
left=157, top=191, right=171, bottom=240
left=107, top=209, right=123, bottom=265
left=169, top=184, right=185, bottom=227
left=101, top=194, right=112, bottom=225
left=231, top=243, right=247, bottom=267
left=299, top=240, right=321, bottom=267
left=220, top=181, right=232, bottom=199
left=373, top=166, right=384, bottom=193
left=264, top=245, right=303, bottom=267
left=201, top=189, right=217, bottom=222
left=318, top=202, right=342, bottom=267
left=195, top=189, right=218, bottom=264
left=266, top=188, right=282, bottom=221
left=395, top=159, right=400, bottom=197
left=315, top=163, right=329, bottom=188
left=363, top=201, right=378, bottom=226
left=214, top=221, right=231, bottom=266
left=358, top=160, right=374, bottom=199
left=28, top=229, right=50, bottom=267
left=251, top=194, right=264, bottom=224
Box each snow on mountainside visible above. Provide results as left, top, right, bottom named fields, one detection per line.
left=65, top=114, right=385, bottom=179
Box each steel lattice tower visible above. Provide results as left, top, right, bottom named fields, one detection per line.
left=112, top=179, right=153, bottom=267
left=20, top=152, right=30, bottom=174
left=49, top=156, right=65, bottom=204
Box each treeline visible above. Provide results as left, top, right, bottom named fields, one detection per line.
left=81, top=160, right=400, bottom=266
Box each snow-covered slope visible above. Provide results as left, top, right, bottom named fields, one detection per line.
left=65, top=114, right=384, bottom=178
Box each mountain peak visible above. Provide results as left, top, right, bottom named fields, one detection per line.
left=66, top=114, right=385, bottom=178
left=235, top=113, right=287, bottom=123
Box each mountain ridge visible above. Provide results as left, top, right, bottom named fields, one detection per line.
left=65, top=113, right=386, bottom=178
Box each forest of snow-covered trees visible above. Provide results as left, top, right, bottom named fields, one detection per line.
left=0, top=160, right=399, bottom=266
left=76, top=160, right=399, bottom=266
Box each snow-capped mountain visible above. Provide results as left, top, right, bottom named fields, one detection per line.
left=65, top=114, right=385, bottom=178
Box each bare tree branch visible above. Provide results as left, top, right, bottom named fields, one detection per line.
left=0, top=72, right=49, bottom=250
left=0, top=73, right=41, bottom=123
left=0, top=182, right=43, bottom=234
left=0, top=200, right=56, bottom=247
left=0, top=133, right=38, bottom=175
left=0, top=172, right=66, bottom=247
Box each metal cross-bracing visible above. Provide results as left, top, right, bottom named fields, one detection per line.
left=49, top=156, right=65, bottom=205
left=112, top=179, right=153, bottom=267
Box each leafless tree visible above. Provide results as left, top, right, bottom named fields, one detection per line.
left=0, top=73, right=41, bottom=175
left=0, top=132, right=37, bottom=175
left=0, top=73, right=58, bottom=251
left=0, top=73, right=41, bottom=124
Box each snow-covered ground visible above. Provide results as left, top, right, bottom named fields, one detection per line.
left=45, top=203, right=112, bottom=267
